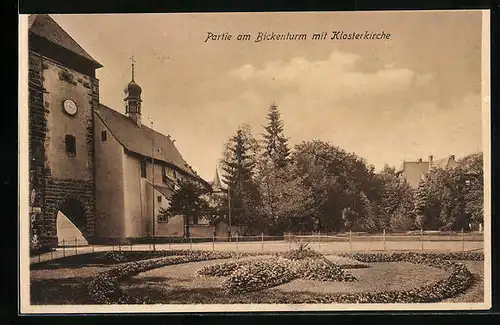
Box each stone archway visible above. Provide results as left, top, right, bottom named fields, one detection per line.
left=56, top=197, right=89, bottom=246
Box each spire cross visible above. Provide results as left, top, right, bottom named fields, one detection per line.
left=130, top=55, right=136, bottom=80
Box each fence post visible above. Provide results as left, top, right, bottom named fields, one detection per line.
left=212, top=235, right=215, bottom=251
left=420, top=228, right=424, bottom=252
left=261, top=233, right=264, bottom=251
left=461, top=228, right=464, bottom=252
left=62, top=239, right=66, bottom=257
left=38, top=253, right=41, bottom=263
left=383, top=228, right=386, bottom=251
left=75, top=238, right=78, bottom=255
left=288, top=233, right=291, bottom=251
left=92, top=244, right=95, bottom=253
left=349, top=230, right=352, bottom=251
left=318, top=231, right=321, bottom=249
left=236, top=234, right=239, bottom=256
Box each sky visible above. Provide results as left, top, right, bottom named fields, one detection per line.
left=49, top=11, right=485, bottom=181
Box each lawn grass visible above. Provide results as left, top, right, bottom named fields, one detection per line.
left=30, top=265, right=113, bottom=304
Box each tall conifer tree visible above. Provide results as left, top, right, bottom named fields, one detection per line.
left=262, top=103, right=290, bottom=168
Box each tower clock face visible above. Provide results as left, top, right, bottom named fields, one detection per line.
left=63, top=99, right=78, bottom=116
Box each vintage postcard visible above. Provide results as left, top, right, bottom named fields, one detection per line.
left=18, top=10, right=491, bottom=313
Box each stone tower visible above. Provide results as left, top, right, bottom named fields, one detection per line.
left=28, top=14, right=102, bottom=249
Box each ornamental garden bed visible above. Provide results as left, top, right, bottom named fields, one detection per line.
left=30, top=249, right=484, bottom=305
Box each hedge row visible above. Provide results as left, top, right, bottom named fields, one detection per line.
left=88, top=250, right=241, bottom=304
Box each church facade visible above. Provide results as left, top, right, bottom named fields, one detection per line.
left=28, top=14, right=209, bottom=248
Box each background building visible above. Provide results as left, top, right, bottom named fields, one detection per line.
left=397, top=154, right=459, bottom=189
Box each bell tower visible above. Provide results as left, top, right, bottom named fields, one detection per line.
left=124, top=55, right=143, bottom=127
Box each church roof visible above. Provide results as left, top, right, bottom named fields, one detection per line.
left=28, top=14, right=102, bottom=68
left=96, top=104, right=207, bottom=185
left=211, top=169, right=224, bottom=190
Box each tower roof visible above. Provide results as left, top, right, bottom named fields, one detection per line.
left=125, top=55, right=142, bottom=100
left=212, top=168, right=223, bottom=190
left=28, top=14, right=102, bottom=68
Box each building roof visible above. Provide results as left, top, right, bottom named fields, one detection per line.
left=96, top=104, right=207, bottom=184
left=211, top=169, right=224, bottom=191
left=431, top=156, right=458, bottom=169
left=28, top=14, right=102, bottom=68
left=399, top=161, right=431, bottom=188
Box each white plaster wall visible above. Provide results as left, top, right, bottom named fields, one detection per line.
left=94, top=117, right=126, bottom=238
left=122, top=154, right=172, bottom=238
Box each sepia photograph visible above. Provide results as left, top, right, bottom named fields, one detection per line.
left=18, top=10, right=491, bottom=313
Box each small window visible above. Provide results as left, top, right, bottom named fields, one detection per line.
left=65, top=134, right=76, bottom=156
left=140, top=160, right=147, bottom=178
left=157, top=196, right=162, bottom=203
left=101, top=130, right=107, bottom=142
left=157, top=214, right=168, bottom=223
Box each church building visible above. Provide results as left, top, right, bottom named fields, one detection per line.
left=28, top=14, right=209, bottom=248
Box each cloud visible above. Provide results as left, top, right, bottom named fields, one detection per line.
left=225, top=51, right=426, bottom=100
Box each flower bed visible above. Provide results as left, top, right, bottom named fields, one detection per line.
left=299, top=251, right=477, bottom=303
left=197, top=257, right=272, bottom=277
left=339, top=251, right=483, bottom=263
left=281, top=248, right=323, bottom=260
left=325, top=255, right=369, bottom=269
left=88, top=250, right=479, bottom=304
left=296, top=258, right=357, bottom=282
left=88, top=250, right=242, bottom=304
left=221, top=257, right=298, bottom=294
left=219, top=256, right=357, bottom=294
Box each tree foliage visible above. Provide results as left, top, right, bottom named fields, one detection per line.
left=262, top=103, right=290, bottom=168
left=159, top=178, right=210, bottom=237
left=219, top=124, right=261, bottom=228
